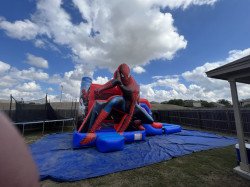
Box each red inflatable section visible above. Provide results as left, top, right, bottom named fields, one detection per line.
left=79, top=83, right=154, bottom=134
left=151, top=122, right=163, bottom=129
left=88, top=84, right=123, bottom=110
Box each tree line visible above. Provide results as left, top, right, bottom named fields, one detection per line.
left=151, top=99, right=232, bottom=108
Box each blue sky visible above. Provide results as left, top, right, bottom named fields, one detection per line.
left=0, top=0, right=250, bottom=102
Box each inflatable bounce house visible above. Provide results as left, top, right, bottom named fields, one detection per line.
left=73, top=64, right=181, bottom=152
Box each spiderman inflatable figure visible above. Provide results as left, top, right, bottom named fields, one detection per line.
left=78, top=63, right=153, bottom=144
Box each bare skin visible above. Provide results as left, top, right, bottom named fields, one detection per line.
left=0, top=113, right=39, bottom=187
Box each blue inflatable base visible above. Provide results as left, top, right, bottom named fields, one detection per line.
left=72, top=130, right=147, bottom=150
left=96, top=133, right=124, bottom=153
left=30, top=129, right=237, bottom=182
left=72, top=123, right=180, bottom=152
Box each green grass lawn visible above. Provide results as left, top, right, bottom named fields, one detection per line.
left=25, top=129, right=250, bottom=187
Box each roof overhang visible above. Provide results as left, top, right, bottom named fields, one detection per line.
left=206, top=55, right=250, bottom=84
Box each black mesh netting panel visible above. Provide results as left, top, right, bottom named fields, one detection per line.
left=15, top=102, right=47, bottom=122
left=13, top=96, right=59, bottom=122
left=46, top=103, right=62, bottom=120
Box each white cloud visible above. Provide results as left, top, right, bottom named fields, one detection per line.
left=93, top=76, right=109, bottom=84
left=133, top=66, right=146, bottom=74
left=16, top=81, right=41, bottom=92
left=157, top=0, right=218, bottom=9
left=0, top=60, right=11, bottom=73
left=0, top=60, right=50, bottom=100
left=34, top=39, right=45, bottom=48
left=227, top=49, right=250, bottom=62
left=0, top=62, right=49, bottom=89
left=0, top=80, right=44, bottom=101
left=47, top=63, right=94, bottom=99
left=47, top=92, right=76, bottom=102
left=0, top=18, right=39, bottom=40
left=183, top=48, right=250, bottom=85
left=47, top=87, right=54, bottom=92
left=140, top=48, right=250, bottom=102
left=26, top=53, right=49, bottom=69
left=182, top=48, right=250, bottom=93
left=0, top=0, right=222, bottom=101
left=0, top=0, right=218, bottom=72
left=0, top=75, right=17, bottom=88
left=72, top=0, right=91, bottom=21
left=1, top=88, right=49, bottom=101
left=14, top=67, right=49, bottom=80
left=77, top=1, right=187, bottom=69
left=3, top=48, right=248, bottom=103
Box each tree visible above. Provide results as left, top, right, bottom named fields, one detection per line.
left=217, top=99, right=232, bottom=107
left=243, top=104, right=250, bottom=108
left=183, top=100, right=194, bottom=107
left=200, top=100, right=215, bottom=108
left=167, top=99, right=185, bottom=106
left=160, top=101, right=169, bottom=104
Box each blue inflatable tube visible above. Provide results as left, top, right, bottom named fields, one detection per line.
left=139, top=103, right=152, bottom=116
left=73, top=124, right=182, bottom=152
left=143, top=124, right=163, bottom=136
left=162, top=123, right=182, bottom=134
left=122, top=131, right=146, bottom=143
left=96, top=133, right=124, bottom=153
left=73, top=131, right=115, bottom=148
left=143, top=123, right=182, bottom=136
left=73, top=130, right=146, bottom=151
left=73, top=131, right=96, bottom=148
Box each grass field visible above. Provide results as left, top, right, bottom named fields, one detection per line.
left=24, top=129, right=250, bottom=187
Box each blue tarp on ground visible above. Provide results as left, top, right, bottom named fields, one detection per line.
left=30, top=129, right=237, bottom=182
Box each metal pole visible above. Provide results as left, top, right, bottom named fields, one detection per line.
left=42, top=121, right=45, bottom=135
left=226, top=110, right=231, bottom=133
left=45, top=94, right=48, bottom=119
left=9, top=94, right=12, bottom=119
left=197, top=111, right=202, bottom=129
left=22, top=124, right=25, bottom=135
left=229, top=80, right=250, bottom=172
left=70, top=99, right=73, bottom=118
left=178, top=111, right=181, bottom=124
left=72, top=119, right=76, bottom=131
left=74, top=98, right=77, bottom=129
left=62, top=120, right=65, bottom=132
left=60, top=85, right=63, bottom=103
